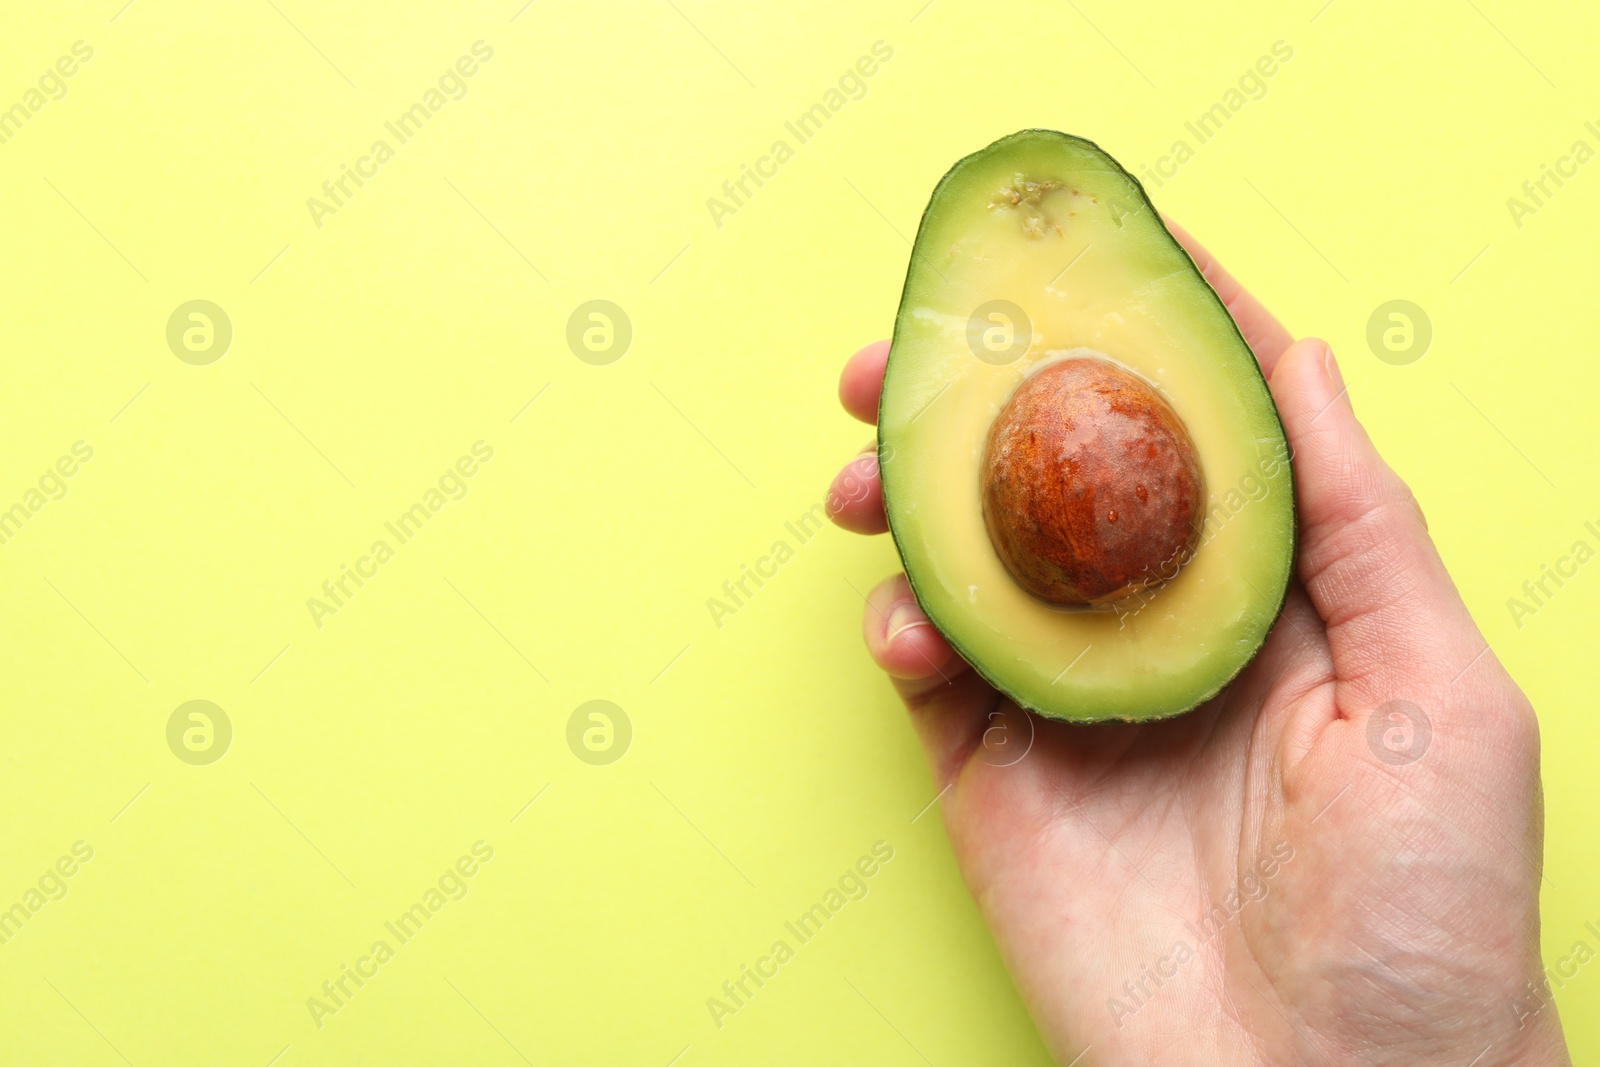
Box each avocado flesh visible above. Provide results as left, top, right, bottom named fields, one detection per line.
left=878, top=130, right=1295, bottom=722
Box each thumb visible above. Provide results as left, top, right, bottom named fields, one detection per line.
left=1268, top=338, right=1488, bottom=694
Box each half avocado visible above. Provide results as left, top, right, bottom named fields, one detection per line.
left=878, top=130, right=1295, bottom=722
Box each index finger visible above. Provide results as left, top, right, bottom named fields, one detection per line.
left=839, top=339, right=890, bottom=424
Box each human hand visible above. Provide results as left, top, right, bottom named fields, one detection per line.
left=826, top=220, right=1572, bottom=1066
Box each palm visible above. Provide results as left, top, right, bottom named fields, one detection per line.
left=925, top=572, right=1553, bottom=1066
left=829, top=222, right=1568, bottom=1065
left=923, top=576, right=1314, bottom=1061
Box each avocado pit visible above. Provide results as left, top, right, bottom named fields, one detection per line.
left=980, top=357, right=1203, bottom=606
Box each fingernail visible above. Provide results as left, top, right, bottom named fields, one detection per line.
left=886, top=601, right=926, bottom=644
left=1323, top=343, right=1345, bottom=393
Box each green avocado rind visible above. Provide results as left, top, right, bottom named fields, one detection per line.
left=876, top=129, right=1296, bottom=723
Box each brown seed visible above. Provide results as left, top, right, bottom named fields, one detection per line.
left=980, top=358, right=1204, bottom=606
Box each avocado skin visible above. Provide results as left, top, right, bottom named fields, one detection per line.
left=875, top=129, right=1297, bottom=722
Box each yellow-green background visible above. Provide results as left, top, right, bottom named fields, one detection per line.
left=1, top=0, right=1595, bottom=1062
